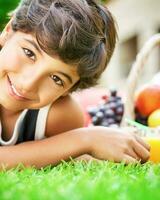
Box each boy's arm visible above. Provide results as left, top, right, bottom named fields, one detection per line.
left=0, top=95, right=150, bottom=170
left=0, top=128, right=91, bottom=170
left=0, top=126, right=150, bottom=170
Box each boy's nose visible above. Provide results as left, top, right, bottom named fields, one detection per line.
left=19, top=67, right=44, bottom=93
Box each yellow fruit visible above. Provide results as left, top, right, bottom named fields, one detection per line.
left=148, top=109, right=160, bottom=127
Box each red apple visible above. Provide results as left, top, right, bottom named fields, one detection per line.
left=135, top=84, right=160, bottom=117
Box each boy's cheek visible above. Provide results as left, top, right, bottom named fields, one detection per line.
left=0, top=46, right=23, bottom=72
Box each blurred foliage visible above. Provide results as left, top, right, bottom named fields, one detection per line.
left=0, top=0, right=19, bottom=30
left=101, top=0, right=108, bottom=2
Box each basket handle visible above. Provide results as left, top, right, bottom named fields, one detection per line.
left=121, top=33, right=160, bottom=126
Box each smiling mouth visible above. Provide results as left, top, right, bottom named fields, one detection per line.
left=7, top=75, right=30, bottom=101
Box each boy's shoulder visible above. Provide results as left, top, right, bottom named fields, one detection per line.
left=45, top=95, right=85, bottom=137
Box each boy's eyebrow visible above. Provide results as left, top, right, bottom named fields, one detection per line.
left=57, top=71, right=73, bottom=84
left=24, top=39, right=42, bottom=54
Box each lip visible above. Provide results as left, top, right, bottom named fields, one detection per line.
left=7, top=75, right=30, bottom=101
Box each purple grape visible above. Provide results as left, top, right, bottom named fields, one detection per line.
left=98, top=105, right=106, bottom=113
left=107, top=118, right=116, bottom=125
left=104, top=109, right=115, bottom=118
left=108, top=102, right=117, bottom=111
left=109, top=124, right=119, bottom=128
left=101, top=120, right=109, bottom=127
left=108, top=96, right=117, bottom=103
left=96, top=111, right=104, bottom=121
left=116, top=100, right=123, bottom=108
left=87, top=106, right=98, bottom=117
left=86, top=89, right=124, bottom=128
left=103, top=104, right=110, bottom=110
left=92, top=116, right=100, bottom=125
left=115, top=96, right=121, bottom=101
left=116, top=115, right=122, bottom=123
left=116, top=107, right=123, bottom=115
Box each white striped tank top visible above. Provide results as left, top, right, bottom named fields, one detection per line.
left=0, top=104, right=52, bottom=146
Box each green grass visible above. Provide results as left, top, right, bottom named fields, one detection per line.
left=0, top=161, right=160, bottom=200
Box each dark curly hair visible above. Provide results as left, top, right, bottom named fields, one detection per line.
left=11, top=0, right=117, bottom=91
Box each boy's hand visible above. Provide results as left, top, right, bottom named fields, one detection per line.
left=87, top=127, right=150, bottom=164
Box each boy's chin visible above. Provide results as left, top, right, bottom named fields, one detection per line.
left=0, top=98, right=26, bottom=113
left=2, top=103, right=24, bottom=113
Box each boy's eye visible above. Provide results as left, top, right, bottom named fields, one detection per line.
left=23, top=48, right=36, bottom=61
left=50, top=75, right=64, bottom=87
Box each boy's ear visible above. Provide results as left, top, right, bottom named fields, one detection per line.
left=0, top=18, right=14, bottom=46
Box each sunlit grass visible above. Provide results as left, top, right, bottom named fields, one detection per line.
left=0, top=161, right=160, bottom=200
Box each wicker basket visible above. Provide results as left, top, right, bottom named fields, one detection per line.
left=120, top=33, right=160, bottom=135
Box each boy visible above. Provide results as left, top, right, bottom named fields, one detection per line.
left=0, top=0, right=150, bottom=169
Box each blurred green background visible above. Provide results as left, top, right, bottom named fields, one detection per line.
left=0, top=0, right=19, bottom=30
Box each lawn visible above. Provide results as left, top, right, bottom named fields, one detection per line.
left=0, top=161, right=160, bottom=200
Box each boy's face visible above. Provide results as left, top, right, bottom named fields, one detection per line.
left=0, top=23, right=79, bottom=112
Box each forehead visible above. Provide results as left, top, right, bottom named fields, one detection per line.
left=10, top=31, right=80, bottom=82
